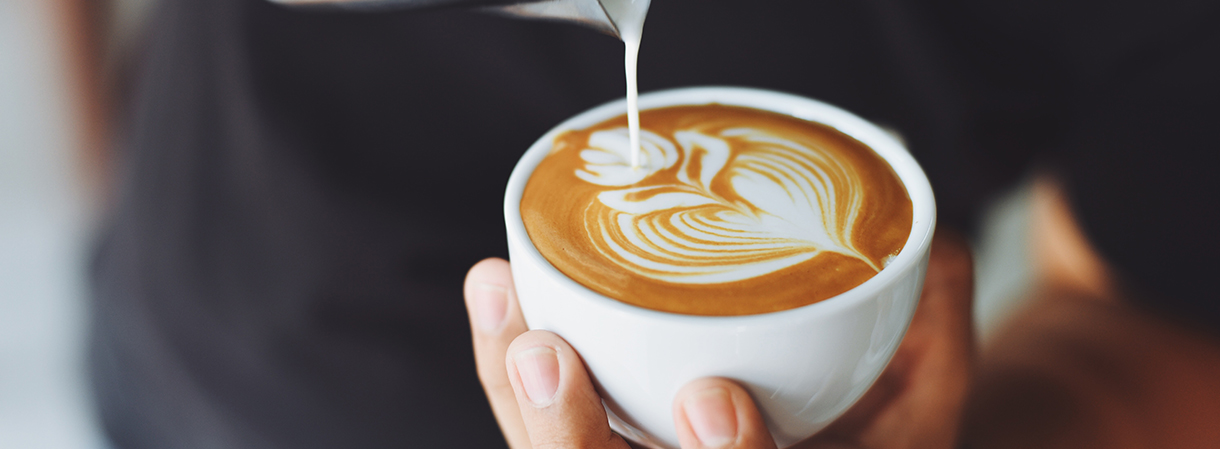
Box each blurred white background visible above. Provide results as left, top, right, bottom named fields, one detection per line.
left=0, top=0, right=102, bottom=447
left=0, top=1, right=1034, bottom=447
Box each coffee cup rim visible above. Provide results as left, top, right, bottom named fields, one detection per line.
left=505, top=86, right=936, bottom=324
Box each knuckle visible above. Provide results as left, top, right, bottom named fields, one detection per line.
left=477, top=366, right=512, bottom=391
left=508, top=330, right=565, bottom=354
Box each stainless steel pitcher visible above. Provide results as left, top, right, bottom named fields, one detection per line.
left=267, top=0, right=625, bottom=39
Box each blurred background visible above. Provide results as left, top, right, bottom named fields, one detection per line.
left=0, top=0, right=1035, bottom=447
left=1, top=1, right=151, bottom=447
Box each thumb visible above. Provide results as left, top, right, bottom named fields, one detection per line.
left=506, top=330, right=633, bottom=449
left=674, top=378, right=778, bottom=449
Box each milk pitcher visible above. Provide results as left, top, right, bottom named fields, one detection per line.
left=267, top=0, right=629, bottom=39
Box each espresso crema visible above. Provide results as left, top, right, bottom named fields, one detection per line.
left=521, top=105, right=912, bottom=316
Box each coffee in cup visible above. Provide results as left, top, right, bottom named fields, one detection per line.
left=521, top=104, right=912, bottom=316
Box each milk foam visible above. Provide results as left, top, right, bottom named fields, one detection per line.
left=578, top=125, right=879, bottom=284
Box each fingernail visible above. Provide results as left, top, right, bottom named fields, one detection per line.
left=684, top=387, right=737, bottom=447
left=471, top=282, right=508, bottom=333
left=514, top=347, right=560, bottom=407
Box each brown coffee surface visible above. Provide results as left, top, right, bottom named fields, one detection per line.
left=521, top=105, right=912, bottom=316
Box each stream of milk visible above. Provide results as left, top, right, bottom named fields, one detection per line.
left=600, top=0, right=651, bottom=169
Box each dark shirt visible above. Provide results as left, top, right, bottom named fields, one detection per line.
left=91, top=0, right=1219, bottom=447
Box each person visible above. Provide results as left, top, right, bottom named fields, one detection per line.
left=88, top=0, right=1218, bottom=448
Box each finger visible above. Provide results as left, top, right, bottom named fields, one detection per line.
left=673, top=378, right=778, bottom=449
left=919, top=229, right=976, bottom=336
left=506, top=330, right=632, bottom=449
left=902, top=229, right=976, bottom=399
left=465, top=258, right=532, bottom=449
left=895, top=229, right=976, bottom=444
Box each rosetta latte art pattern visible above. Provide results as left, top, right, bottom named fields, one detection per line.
left=522, top=105, right=911, bottom=314
left=576, top=125, right=881, bottom=284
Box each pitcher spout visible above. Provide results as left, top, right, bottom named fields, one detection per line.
left=489, top=0, right=618, bottom=38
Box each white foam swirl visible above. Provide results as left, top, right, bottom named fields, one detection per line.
left=576, top=129, right=678, bottom=186
left=578, top=127, right=877, bottom=284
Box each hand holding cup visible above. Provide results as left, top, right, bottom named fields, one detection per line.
left=476, top=87, right=956, bottom=447
left=463, top=230, right=974, bottom=448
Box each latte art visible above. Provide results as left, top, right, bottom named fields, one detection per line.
left=522, top=105, right=912, bottom=315
left=584, top=126, right=879, bottom=284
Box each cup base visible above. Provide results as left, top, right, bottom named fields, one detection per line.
left=606, top=404, right=673, bottom=449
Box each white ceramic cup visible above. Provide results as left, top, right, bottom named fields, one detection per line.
left=504, top=86, right=936, bottom=448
